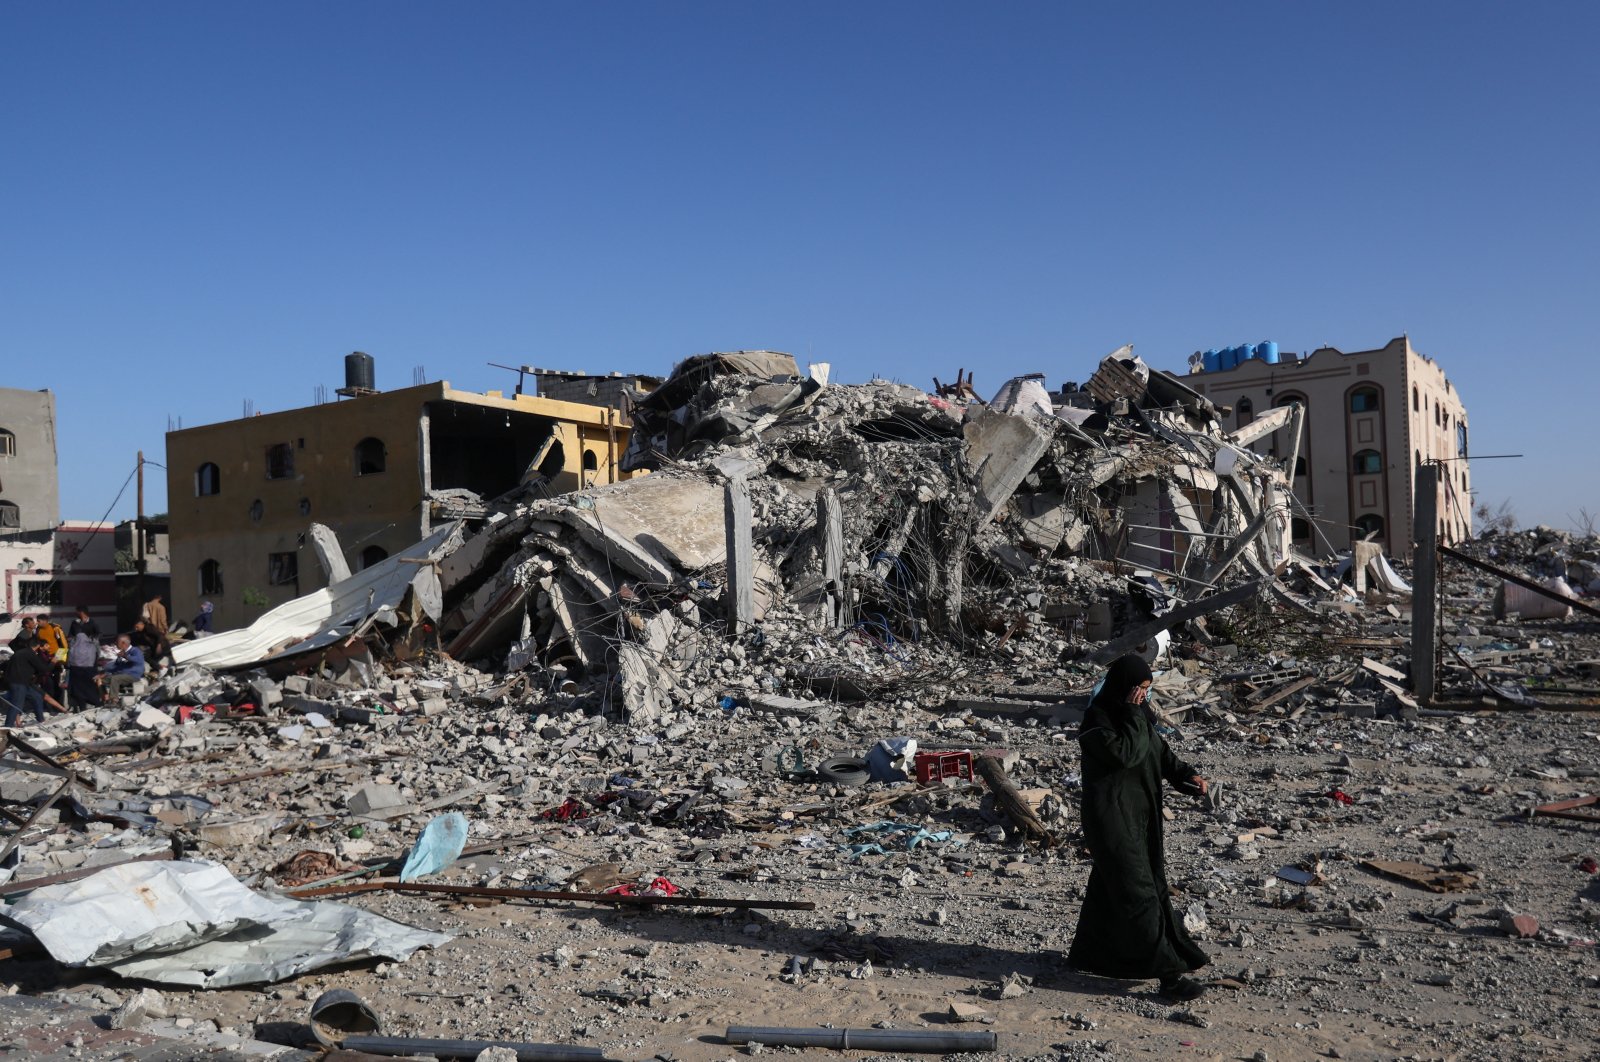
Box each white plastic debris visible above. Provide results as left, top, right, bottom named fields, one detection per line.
left=9, top=859, right=450, bottom=988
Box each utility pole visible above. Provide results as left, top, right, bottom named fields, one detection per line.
left=1411, top=462, right=1438, bottom=705
left=136, top=450, right=147, bottom=615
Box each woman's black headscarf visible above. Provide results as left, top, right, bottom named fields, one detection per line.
left=1099, top=653, right=1154, bottom=707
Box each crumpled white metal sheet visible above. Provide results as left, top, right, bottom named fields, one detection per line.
left=9, top=858, right=450, bottom=988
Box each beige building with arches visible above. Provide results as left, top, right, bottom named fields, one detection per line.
left=1182, top=336, right=1471, bottom=560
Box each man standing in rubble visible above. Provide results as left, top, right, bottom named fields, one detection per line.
left=1067, top=654, right=1210, bottom=1001
left=4, top=617, right=52, bottom=728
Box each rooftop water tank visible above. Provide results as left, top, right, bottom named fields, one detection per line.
left=345, top=351, right=376, bottom=392
left=1202, top=349, right=1221, bottom=373
left=1256, top=340, right=1280, bottom=365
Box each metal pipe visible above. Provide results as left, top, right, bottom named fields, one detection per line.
left=726, top=1026, right=998, bottom=1053
left=287, top=880, right=816, bottom=911
left=341, top=1035, right=606, bottom=1061
left=1124, top=523, right=1237, bottom=540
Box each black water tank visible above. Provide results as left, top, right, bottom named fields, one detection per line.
left=345, top=351, right=375, bottom=391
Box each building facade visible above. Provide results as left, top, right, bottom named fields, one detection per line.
left=0, top=522, right=119, bottom=642
left=1182, top=336, right=1471, bottom=559
left=165, top=381, right=639, bottom=632
left=0, top=387, right=61, bottom=535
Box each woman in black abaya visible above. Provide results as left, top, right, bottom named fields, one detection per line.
left=1067, top=654, right=1210, bottom=1001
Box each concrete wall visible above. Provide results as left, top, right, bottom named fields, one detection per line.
left=1185, top=337, right=1471, bottom=560
left=0, top=388, right=61, bottom=534
left=532, top=372, right=659, bottom=409
left=166, top=382, right=637, bottom=632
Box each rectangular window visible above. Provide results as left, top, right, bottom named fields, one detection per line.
left=266, top=443, right=295, bottom=480
left=268, top=551, right=299, bottom=586
left=18, top=581, right=62, bottom=606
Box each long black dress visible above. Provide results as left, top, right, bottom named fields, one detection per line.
left=1067, top=655, right=1209, bottom=981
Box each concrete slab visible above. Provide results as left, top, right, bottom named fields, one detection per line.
left=964, top=408, right=1053, bottom=523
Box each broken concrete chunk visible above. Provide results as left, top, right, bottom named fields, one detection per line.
left=347, top=783, right=406, bottom=817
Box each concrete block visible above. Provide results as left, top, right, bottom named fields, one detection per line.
left=347, top=783, right=405, bottom=816
left=196, top=813, right=276, bottom=848
left=133, top=706, right=172, bottom=731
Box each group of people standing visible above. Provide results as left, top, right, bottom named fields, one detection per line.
left=2, top=597, right=175, bottom=728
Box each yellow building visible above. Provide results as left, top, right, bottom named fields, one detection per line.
left=1183, top=336, right=1471, bottom=559
left=166, top=381, right=636, bottom=631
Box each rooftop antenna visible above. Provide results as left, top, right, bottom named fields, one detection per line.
left=413, top=365, right=427, bottom=386
left=314, top=383, right=329, bottom=405
left=243, top=398, right=255, bottom=418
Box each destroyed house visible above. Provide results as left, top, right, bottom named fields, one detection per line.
left=166, top=375, right=639, bottom=633
left=1183, top=335, right=1471, bottom=558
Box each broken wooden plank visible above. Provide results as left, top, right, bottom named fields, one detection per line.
left=1360, top=657, right=1407, bottom=682
left=1360, top=859, right=1478, bottom=893
left=974, top=754, right=1054, bottom=847
left=1530, top=794, right=1600, bottom=824
left=1247, top=675, right=1318, bottom=712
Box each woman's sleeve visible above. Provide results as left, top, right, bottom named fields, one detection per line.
left=1156, top=732, right=1198, bottom=786
left=1081, top=712, right=1152, bottom=769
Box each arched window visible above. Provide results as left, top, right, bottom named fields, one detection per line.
left=360, top=545, right=389, bottom=570
left=199, top=559, right=224, bottom=594
left=0, top=429, right=14, bottom=457
left=1291, top=517, right=1310, bottom=540
left=1456, top=424, right=1468, bottom=459
left=1412, top=387, right=1419, bottom=412
left=248, top=499, right=264, bottom=523
left=582, top=449, right=598, bottom=472
left=1349, top=388, right=1380, bottom=413
left=1236, top=397, right=1254, bottom=429
left=0, top=499, right=18, bottom=528
left=1293, top=456, right=1308, bottom=477
left=195, top=462, right=221, bottom=496
left=1352, top=450, right=1382, bottom=474
left=1354, top=514, right=1385, bottom=540
left=354, top=437, right=386, bottom=476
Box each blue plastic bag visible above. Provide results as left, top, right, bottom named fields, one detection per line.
left=399, top=812, right=469, bottom=882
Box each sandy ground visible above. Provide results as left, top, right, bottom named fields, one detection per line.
left=10, top=697, right=1600, bottom=1062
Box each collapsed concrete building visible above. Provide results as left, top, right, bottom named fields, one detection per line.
left=173, top=347, right=1310, bottom=721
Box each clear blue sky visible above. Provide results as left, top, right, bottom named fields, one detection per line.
left=3, top=2, right=1596, bottom=530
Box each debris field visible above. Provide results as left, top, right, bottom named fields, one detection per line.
left=2, top=350, right=1599, bottom=1062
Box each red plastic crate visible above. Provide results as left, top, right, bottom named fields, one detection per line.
left=914, top=750, right=974, bottom=785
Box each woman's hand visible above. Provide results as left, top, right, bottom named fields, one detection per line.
left=1189, top=775, right=1208, bottom=795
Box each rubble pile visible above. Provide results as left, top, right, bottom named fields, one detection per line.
left=3, top=349, right=1600, bottom=1059
left=423, top=348, right=1309, bottom=722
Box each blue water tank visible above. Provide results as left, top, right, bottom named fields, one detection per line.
left=1203, top=349, right=1221, bottom=373
left=1229, top=345, right=1247, bottom=368
left=1217, top=347, right=1235, bottom=370
left=1257, top=340, right=1280, bottom=365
